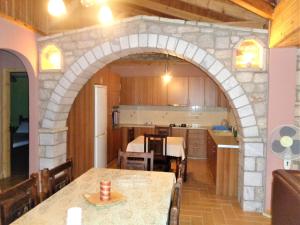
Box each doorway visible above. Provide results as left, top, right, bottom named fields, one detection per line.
left=0, top=50, right=29, bottom=191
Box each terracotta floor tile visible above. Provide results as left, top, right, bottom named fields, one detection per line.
left=180, top=159, right=270, bottom=225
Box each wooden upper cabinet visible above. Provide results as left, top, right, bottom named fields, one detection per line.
left=138, top=77, right=153, bottom=105
left=167, top=77, right=188, bottom=106
left=152, top=77, right=167, bottom=105
left=218, top=90, right=228, bottom=108
left=121, top=75, right=228, bottom=107
left=204, top=77, right=218, bottom=107
left=121, top=77, right=154, bottom=105
left=188, top=76, right=205, bottom=106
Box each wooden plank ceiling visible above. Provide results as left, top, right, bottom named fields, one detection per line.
left=0, top=0, right=298, bottom=47
left=0, top=0, right=270, bottom=34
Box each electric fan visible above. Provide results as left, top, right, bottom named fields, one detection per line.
left=270, top=125, right=300, bottom=169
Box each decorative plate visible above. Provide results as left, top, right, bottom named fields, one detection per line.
left=83, top=191, right=126, bottom=207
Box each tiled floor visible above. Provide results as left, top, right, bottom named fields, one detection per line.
left=180, top=159, right=270, bottom=225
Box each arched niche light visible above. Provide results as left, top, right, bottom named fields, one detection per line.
left=40, top=44, right=62, bottom=71
left=235, top=39, right=264, bottom=70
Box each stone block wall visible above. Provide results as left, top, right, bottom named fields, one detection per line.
left=37, top=16, right=269, bottom=212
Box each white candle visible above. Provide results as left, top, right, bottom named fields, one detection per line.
left=66, top=207, right=82, bottom=225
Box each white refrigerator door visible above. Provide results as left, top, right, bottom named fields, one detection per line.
left=94, top=85, right=107, bottom=168
left=94, top=134, right=107, bottom=168
left=94, top=85, right=107, bottom=136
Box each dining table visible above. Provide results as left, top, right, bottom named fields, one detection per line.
left=11, top=168, right=176, bottom=225
left=126, top=135, right=186, bottom=160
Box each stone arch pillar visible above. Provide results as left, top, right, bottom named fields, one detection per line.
left=38, top=16, right=268, bottom=212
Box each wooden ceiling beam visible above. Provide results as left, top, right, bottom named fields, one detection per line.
left=269, top=0, right=300, bottom=47
left=114, top=0, right=243, bottom=22
left=229, top=0, right=274, bottom=19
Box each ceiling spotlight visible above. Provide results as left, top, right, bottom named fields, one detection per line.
left=48, top=0, right=66, bottom=17
left=81, top=0, right=107, bottom=7
left=98, top=4, right=113, bottom=25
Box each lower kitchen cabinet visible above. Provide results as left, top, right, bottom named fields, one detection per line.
left=171, top=128, right=188, bottom=141
left=187, top=129, right=207, bottom=159
left=134, top=127, right=154, bottom=138
left=207, top=132, right=239, bottom=197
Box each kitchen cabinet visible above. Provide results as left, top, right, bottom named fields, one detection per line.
left=152, top=76, right=168, bottom=105
left=134, top=127, right=154, bottom=138
left=204, top=77, right=219, bottom=107
left=207, top=131, right=239, bottom=197
left=120, top=77, right=155, bottom=105
left=167, top=77, right=188, bottom=106
left=120, top=75, right=229, bottom=107
left=207, top=132, right=217, bottom=181
left=187, top=129, right=207, bottom=159
left=218, top=90, right=228, bottom=108
left=189, top=77, right=205, bottom=106
left=171, top=128, right=188, bottom=141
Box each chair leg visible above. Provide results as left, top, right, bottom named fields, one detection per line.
left=175, top=158, right=180, bottom=178
left=184, top=159, right=187, bottom=182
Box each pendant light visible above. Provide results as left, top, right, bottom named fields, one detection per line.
left=162, top=54, right=172, bottom=84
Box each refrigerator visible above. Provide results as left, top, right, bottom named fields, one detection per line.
left=94, top=85, right=107, bottom=168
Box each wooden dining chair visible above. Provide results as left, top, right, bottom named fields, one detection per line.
left=178, top=159, right=187, bottom=181
left=169, top=178, right=183, bottom=225
left=117, top=149, right=154, bottom=171
left=0, top=173, right=39, bottom=225
left=127, top=127, right=135, bottom=143
left=155, top=126, right=172, bottom=136
left=144, top=134, right=170, bottom=172
left=40, top=159, right=73, bottom=200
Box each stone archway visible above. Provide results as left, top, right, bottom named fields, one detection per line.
left=38, top=16, right=268, bottom=212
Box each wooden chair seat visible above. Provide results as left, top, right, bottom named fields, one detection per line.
left=41, top=159, right=73, bottom=200
left=0, top=173, right=39, bottom=225
left=118, top=150, right=154, bottom=171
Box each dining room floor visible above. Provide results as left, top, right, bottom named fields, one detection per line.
left=180, top=159, right=271, bottom=225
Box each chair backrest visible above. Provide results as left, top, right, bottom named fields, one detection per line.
left=144, top=134, right=168, bottom=157
left=118, top=150, right=154, bottom=171
left=0, top=173, right=39, bottom=225
left=127, top=127, right=135, bottom=143
left=41, top=159, right=73, bottom=200
left=155, top=126, right=172, bottom=136
left=169, top=178, right=183, bottom=225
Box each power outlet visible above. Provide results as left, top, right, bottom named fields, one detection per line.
left=283, top=159, right=292, bottom=169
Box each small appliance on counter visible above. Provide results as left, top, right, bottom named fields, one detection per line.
left=169, top=123, right=187, bottom=127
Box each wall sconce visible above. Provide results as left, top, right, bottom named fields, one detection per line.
left=40, top=44, right=62, bottom=71
left=235, top=39, right=263, bottom=69
left=162, top=55, right=172, bottom=84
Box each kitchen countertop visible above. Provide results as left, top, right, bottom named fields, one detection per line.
left=117, top=123, right=210, bottom=130
left=208, top=130, right=239, bottom=149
